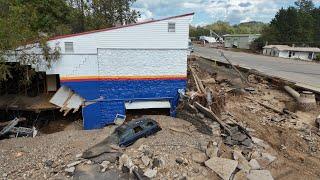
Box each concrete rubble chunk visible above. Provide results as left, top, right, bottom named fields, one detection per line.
left=249, top=159, right=261, bottom=170
left=119, top=154, right=136, bottom=173
left=64, top=166, right=75, bottom=174
left=252, top=137, right=269, bottom=148
left=66, top=160, right=82, bottom=168
left=233, top=150, right=251, bottom=173
left=152, top=157, right=165, bottom=168
left=144, top=168, right=157, bottom=178
left=100, top=161, right=110, bottom=168
left=205, top=157, right=238, bottom=180
left=206, top=141, right=219, bottom=158
left=234, top=170, right=247, bottom=180
left=257, top=153, right=277, bottom=167
left=141, top=155, right=150, bottom=166
left=191, top=152, right=208, bottom=164
left=247, top=170, right=274, bottom=180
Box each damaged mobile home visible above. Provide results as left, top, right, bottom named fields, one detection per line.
left=2, top=13, right=194, bottom=130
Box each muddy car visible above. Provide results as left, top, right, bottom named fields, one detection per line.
left=115, top=118, right=162, bottom=147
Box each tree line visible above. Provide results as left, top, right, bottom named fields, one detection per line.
left=190, top=0, right=320, bottom=51
left=190, top=21, right=266, bottom=38
left=253, top=0, right=320, bottom=50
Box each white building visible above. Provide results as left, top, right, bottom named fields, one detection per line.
left=223, top=34, right=260, bottom=49
left=263, top=45, right=320, bottom=61
left=199, top=36, right=217, bottom=44
left=13, top=13, right=194, bottom=129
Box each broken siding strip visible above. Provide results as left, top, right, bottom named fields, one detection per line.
left=60, top=75, right=187, bottom=82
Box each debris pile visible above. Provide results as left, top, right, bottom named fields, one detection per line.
left=0, top=56, right=319, bottom=179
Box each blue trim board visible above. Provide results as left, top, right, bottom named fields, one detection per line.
left=62, top=79, right=186, bottom=130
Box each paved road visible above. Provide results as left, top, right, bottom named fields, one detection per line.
left=194, top=46, right=320, bottom=88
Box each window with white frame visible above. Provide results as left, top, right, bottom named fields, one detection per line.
left=65, top=42, right=74, bottom=53
left=168, top=22, right=176, bottom=32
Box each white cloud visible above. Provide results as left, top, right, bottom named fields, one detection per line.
left=133, top=0, right=320, bottom=25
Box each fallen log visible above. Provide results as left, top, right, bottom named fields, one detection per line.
left=194, top=102, right=232, bottom=135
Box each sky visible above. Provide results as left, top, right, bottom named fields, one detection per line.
left=133, top=0, right=320, bottom=26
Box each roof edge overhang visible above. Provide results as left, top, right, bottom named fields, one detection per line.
left=49, top=12, right=195, bottom=41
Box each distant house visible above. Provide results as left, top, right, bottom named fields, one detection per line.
left=263, top=45, right=320, bottom=61
left=199, top=36, right=217, bottom=44
left=223, top=34, right=260, bottom=49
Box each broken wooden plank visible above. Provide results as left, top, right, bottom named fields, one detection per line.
left=189, top=65, right=205, bottom=93
left=194, top=102, right=232, bottom=135
left=244, top=97, right=284, bottom=115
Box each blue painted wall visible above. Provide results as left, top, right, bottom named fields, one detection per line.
left=62, top=79, right=186, bottom=130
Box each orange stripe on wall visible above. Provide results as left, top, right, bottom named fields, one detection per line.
left=60, top=75, right=187, bottom=82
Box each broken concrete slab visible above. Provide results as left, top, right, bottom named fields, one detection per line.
left=191, top=152, right=208, bottom=164
left=65, top=166, right=75, bottom=175
left=252, top=137, right=269, bottom=149
left=204, top=157, right=238, bottom=180
left=234, top=170, right=247, bottom=180
left=233, top=150, right=251, bottom=173
left=141, top=155, right=150, bottom=166
left=249, top=159, right=261, bottom=170
left=144, top=168, right=157, bottom=178
left=247, top=170, right=274, bottom=180
left=257, top=153, right=277, bottom=167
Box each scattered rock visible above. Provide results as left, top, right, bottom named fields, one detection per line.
left=144, top=168, right=157, bottom=178
left=152, top=157, right=165, bottom=168
left=119, top=154, right=136, bottom=173
left=233, top=149, right=251, bottom=173
left=252, top=137, right=269, bottom=149
left=234, top=170, right=247, bottom=180
left=44, top=160, right=54, bottom=167
left=205, top=157, right=238, bottom=180
left=176, top=157, right=184, bottom=165
left=66, top=160, right=82, bottom=168
left=257, top=153, right=277, bottom=167
left=65, top=166, right=75, bottom=175
left=191, top=152, right=208, bottom=164
left=247, top=170, right=274, bottom=180
left=206, top=141, right=218, bottom=158
left=249, top=159, right=261, bottom=170
left=141, top=155, right=150, bottom=166
left=100, top=161, right=110, bottom=169
left=76, top=153, right=83, bottom=158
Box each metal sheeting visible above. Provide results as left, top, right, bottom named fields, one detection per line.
left=50, top=86, right=85, bottom=116
left=125, top=100, right=171, bottom=110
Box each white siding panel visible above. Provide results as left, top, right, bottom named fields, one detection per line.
left=97, top=49, right=187, bottom=76
left=48, top=15, right=192, bottom=54
left=46, top=55, right=98, bottom=76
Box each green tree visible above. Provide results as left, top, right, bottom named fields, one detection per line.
left=90, top=0, right=140, bottom=29
left=295, top=0, right=315, bottom=12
